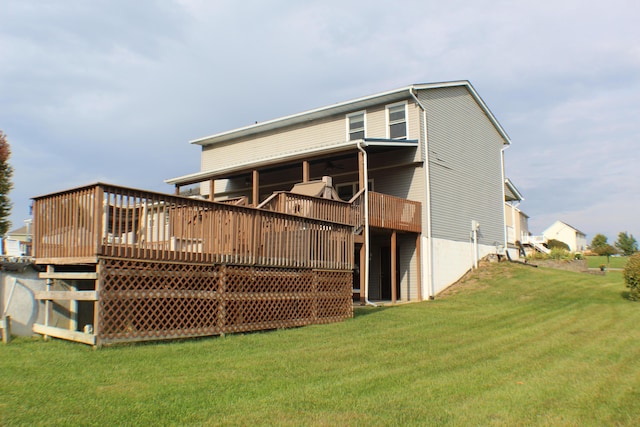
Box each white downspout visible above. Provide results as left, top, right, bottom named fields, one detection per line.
left=500, top=146, right=509, bottom=255
left=410, top=89, right=434, bottom=299
left=472, top=221, right=479, bottom=269
left=356, top=140, right=376, bottom=307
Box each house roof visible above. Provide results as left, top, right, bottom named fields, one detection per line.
left=545, top=220, right=587, bottom=237
left=167, top=81, right=510, bottom=187
left=5, top=225, right=31, bottom=241
left=189, top=80, right=511, bottom=147
left=504, top=178, right=524, bottom=202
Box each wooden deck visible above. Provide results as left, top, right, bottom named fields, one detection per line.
left=32, top=183, right=354, bottom=269
left=31, top=183, right=420, bottom=345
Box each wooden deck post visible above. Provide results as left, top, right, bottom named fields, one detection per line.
left=302, top=160, right=310, bottom=183
left=391, top=230, right=397, bottom=304
left=44, top=266, right=53, bottom=341
left=252, top=170, right=260, bottom=206
left=93, top=262, right=102, bottom=348
left=1, top=316, right=10, bottom=344
left=175, top=185, right=180, bottom=196
left=209, top=179, right=216, bottom=201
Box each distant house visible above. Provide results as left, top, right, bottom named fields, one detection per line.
left=2, top=221, right=32, bottom=257
left=168, top=80, right=512, bottom=299
left=504, top=178, right=529, bottom=256
left=542, top=220, right=587, bottom=252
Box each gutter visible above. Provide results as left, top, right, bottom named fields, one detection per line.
left=356, top=140, right=376, bottom=307
left=409, top=89, right=435, bottom=300
left=501, top=145, right=510, bottom=255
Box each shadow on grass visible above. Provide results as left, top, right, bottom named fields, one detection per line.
left=620, top=290, right=638, bottom=301
left=353, top=305, right=389, bottom=318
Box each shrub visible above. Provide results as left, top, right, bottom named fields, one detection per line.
left=527, top=251, right=548, bottom=261
left=548, top=248, right=572, bottom=260
left=547, top=239, right=570, bottom=251
left=623, top=253, right=640, bottom=301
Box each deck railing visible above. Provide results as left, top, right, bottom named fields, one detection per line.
left=368, top=192, right=421, bottom=233
left=33, top=183, right=353, bottom=270
left=258, top=191, right=360, bottom=227
left=257, top=190, right=420, bottom=233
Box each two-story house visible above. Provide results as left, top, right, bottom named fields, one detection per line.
left=167, top=80, right=511, bottom=301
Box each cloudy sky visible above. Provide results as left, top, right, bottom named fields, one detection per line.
left=2, top=0, right=639, bottom=243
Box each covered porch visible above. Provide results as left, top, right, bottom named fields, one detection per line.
left=167, top=138, right=423, bottom=305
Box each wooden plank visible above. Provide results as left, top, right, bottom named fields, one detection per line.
left=39, top=272, right=98, bottom=280
left=35, top=257, right=98, bottom=265
left=35, top=291, right=98, bottom=301
left=33, top=324, right=96, bottom=345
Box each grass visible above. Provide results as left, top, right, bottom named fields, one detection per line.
left=586, top=255, right=629, bottom=269
left=2, top=263, right=640, bottom=426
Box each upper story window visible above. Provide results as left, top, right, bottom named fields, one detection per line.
left=347, top=111, right=365, bottom=141
left=387, top=102, right=407, bottom=140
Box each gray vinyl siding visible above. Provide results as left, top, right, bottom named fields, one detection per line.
left=419, top=86, right=505, bottom=246
left=398, top=234, right=418, bottom=301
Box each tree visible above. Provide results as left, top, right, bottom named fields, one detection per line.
left=615, top=231, right=638, bottom=256
left=594, top=244, right=617, bottom=264
left=0, top=131, right=13, bottom=236
left=591, top=233, right=608, bottom=250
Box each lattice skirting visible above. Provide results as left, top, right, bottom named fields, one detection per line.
left=97, top=258, right=353, bottom=345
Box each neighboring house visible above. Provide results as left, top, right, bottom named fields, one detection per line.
left=504, top=178, right=530, bottom=257
left=168, top=80, right=512, bottom=300
left=543, top=220, right=587, bottom=252
left=2, top=221, right=32, bottom=257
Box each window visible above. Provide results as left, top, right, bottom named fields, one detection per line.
left=387, top=102, right=407, bottom=140
left=336, top=179, right=374, bottom=201
left=347, top=111, right=365, bottom=141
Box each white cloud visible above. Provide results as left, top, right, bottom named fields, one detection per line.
left=2, top=0, right=640, bottom=240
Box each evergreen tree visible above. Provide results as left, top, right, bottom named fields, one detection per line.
left=0, top=131, right=13, bottom=236
left=615, top=231, right=638, bottom=256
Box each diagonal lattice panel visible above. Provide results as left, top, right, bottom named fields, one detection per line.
left=97, top=258, right=352, bottom=345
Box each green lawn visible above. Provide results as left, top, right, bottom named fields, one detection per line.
left=2, top=263, right=640, bottom=426
left=587, top=255, right=629, bottom=269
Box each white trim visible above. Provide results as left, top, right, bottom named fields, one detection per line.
left=167, top=139, right=418, bottom=186
left=166, top=141, right=356, bottom=185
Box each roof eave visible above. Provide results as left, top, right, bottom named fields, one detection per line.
left=190, top=85, right=418, bottom=147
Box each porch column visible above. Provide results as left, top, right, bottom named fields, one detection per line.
left=209, top=179, right=216, bottom=201
left=174, top=185, right=181, bottom=196
left=391, top=230, right=397, bottom=304
left=302, top=160, right=310, bottom=183
left=252, top=170, right=260, bottom=206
